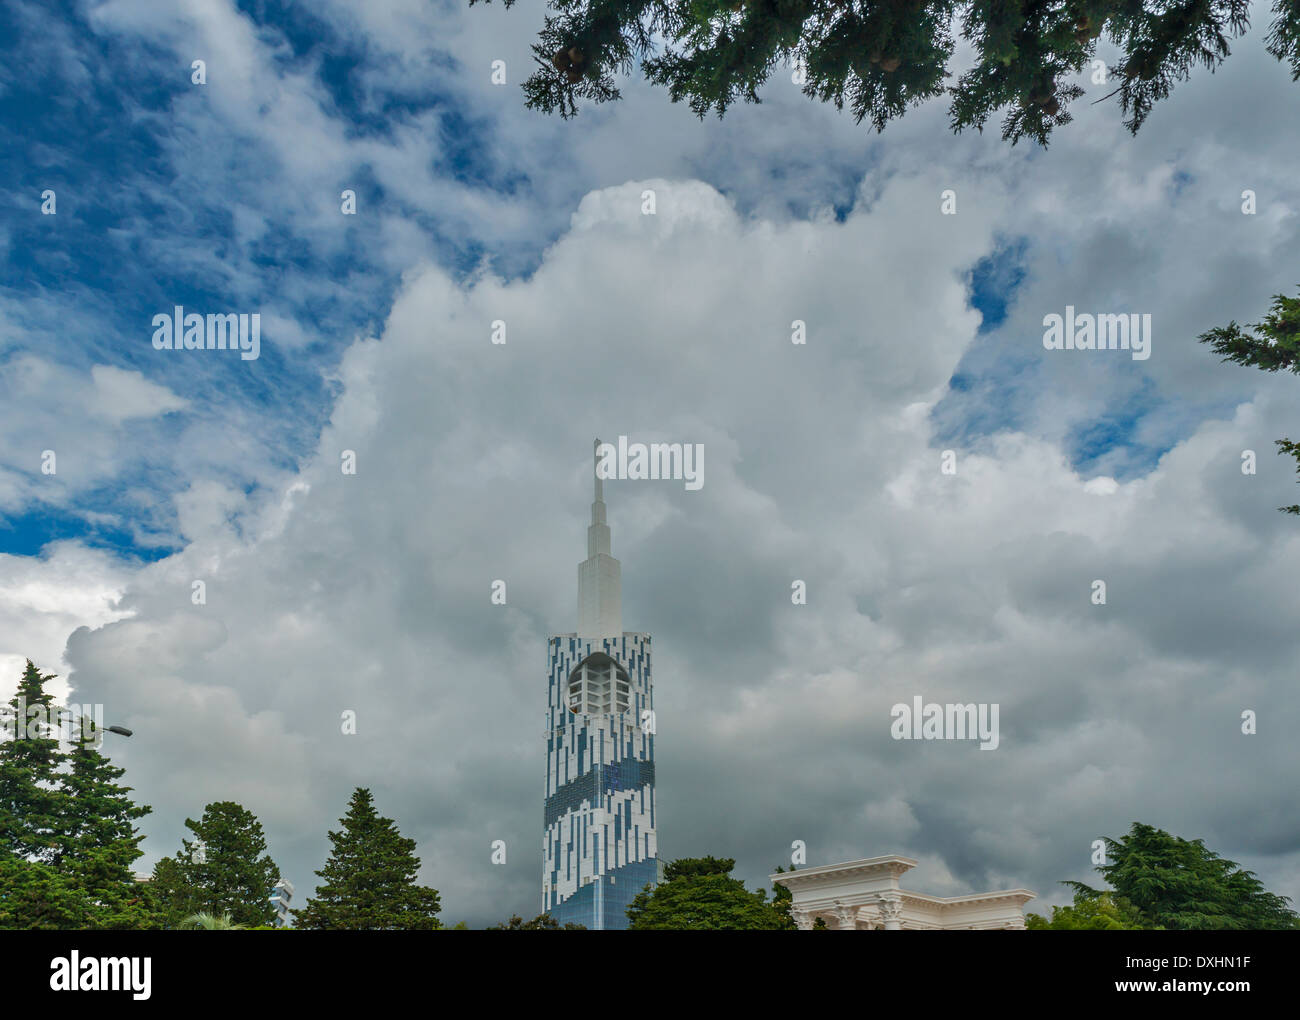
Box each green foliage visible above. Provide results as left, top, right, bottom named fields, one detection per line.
left=149, top=854, right=194, bottom=928
left=488, top=912, right=587, bottom=929
left=1200, top=288, right=1300, bottom=513
left=1269, top=0, right=1300, bottom=80
left=1200, top=289, right=1300, bottom=375
left=294, top=787, right=443, bottom=930
left=770, top=864, right=799, bottom=930
left=0, top=836, right=155, bottom=931
left=154, top=801, right=281, bottom=929
left=0, top=856, right=98, bottom=929
left=1276, top=438, right=1300, bottom=513
left=663, top=854, right=738, bottom=880
left=0, top=661, right=71, bottom=863
left=180, top=911, right=247, bottom=930
left=56, top=714, right=154, bottom=928
left=1070, top=822, right=1300, bottom=930
left=468, top=0, right=1300, bottom=144
left=0, top=661, right=156, bottom=929
left=1026, top=888, right=1148, bottom=929
left=626, top=855, right=791, bottom=929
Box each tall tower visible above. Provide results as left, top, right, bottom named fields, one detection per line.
left=543, top=441, right=658, bottom=929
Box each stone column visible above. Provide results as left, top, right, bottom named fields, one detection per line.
left=833, top=901, right=858, bottom=931
left=877, top=893, right=903, bottom=930
left=791, top=908, right=814, bottom=931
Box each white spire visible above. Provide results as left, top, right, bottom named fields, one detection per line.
left=578, top=438, right=622, bottom=638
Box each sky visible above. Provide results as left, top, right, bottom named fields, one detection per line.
left=3, top=0, right=1299, bottom=926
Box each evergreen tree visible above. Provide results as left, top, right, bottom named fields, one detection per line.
left=149, top=854, right=198, bottom=929
left=470, top=0, right=1300, bottom=144
left=1199, top=288, right=1300, bottom=514
left=0, top=660, right=71, bottom=863
left=0, top=856, right=97, bottom=929
left=54, top=713, right=154, bottom=928
left=626, top=855, right=790, bottom=929
left=1071, top=822, right=1299, bottom=930
left=0, top=663, right=156, bottom=928
left=155, top=801, right=281, bottom=928
left=294, top=788, right=442, bottom=930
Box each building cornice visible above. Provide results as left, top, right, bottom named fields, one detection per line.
left=900, top=888, right=1037, bottom=906
left=770, top=855, right=918, bottom=889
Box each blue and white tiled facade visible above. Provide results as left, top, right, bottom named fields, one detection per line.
left=543, top=632, right=657, bottom=929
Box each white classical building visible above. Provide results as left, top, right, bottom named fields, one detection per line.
left=772, top=856, right=1034, bottom=930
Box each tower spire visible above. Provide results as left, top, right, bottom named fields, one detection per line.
left=578, top=438, right=622, bottom=638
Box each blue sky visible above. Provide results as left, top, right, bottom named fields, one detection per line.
left=5, top=0, right=1274, bottom=562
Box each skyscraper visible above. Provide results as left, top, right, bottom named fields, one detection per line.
left=269, top=877, right=294, bottom=927
left=542, top=441, right=658, bottom=929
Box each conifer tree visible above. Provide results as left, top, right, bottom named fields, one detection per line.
left=0, top=660, right=70, bottom=863
left=1199, top=288, right=1300, bottom=514
left=154, top=801, right=281, bottom=928
left=0, top=856, right=97, bottom=929
left=55, top=714, right=154, bottom=928
left=470, top=0, right=1300, bottom=144
left=149, top=854, right=198, bottom=929
left=294, top=787, right=442, bottom=930
left=0, top=664, right=155, bottom=928
left=1071, top=822, right=1299, bottom=929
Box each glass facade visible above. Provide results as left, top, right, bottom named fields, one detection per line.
left=543, top=634, right=657, bottom=930
left=549, top=858, right=661, bottom=929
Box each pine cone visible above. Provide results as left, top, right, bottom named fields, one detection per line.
left=879, top=56, right=900, bottom=72
left=1042, top=97, right=1060, bottom=116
